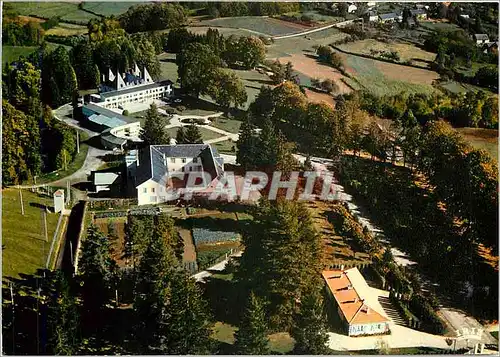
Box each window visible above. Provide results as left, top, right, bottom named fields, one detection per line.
left=189, top=166, right=193, bottom=172
left=182, top=158, right=187, bottom=163
left=143, top=188, right=147, bottom=193
left=192, top=157, right=197, bottom=163
left=150, top=196, right=157, bottom=203
left=151, top=187, right=155, bottom=193
left=170, top=158, right=175, bottom=163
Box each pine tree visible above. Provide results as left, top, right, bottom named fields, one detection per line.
left=140, top=103, right=170, bottom=145
left=236, top=116, right=259, bottom=170
left=46, top=271, right=80, bottom=355
left=175, top=126, right=187, bottom=144
left=291, top=291, right=329, bottom=355
left=183, top=124, right=203, bottom=144
left=234, top=292, right=270, bottom=355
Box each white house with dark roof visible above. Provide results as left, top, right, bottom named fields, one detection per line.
left=474, top=34, right=490, bottom=45
left=128, top=144, right=224, bottom=205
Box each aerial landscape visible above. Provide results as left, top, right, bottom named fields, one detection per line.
left=1, top=1, right=498, bottom=355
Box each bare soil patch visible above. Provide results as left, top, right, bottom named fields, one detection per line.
left=304, top=88, right=335, bottom=108
left=179, top=228, right=196, bottom=262
left=374, top=61, right=439, bottom=85
left=278, top=53, right=352, bottom=94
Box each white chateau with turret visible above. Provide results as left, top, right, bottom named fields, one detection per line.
left=89, top=63, right=173, bottom=110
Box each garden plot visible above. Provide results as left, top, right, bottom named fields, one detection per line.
left=94, top=217, right=129, bottom=268
left=199, top=16, right=309, bottom=36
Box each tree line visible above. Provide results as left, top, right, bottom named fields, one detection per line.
left=206, top=2, right=299, bottom=18
left=2, top=18, right=44, bottom=46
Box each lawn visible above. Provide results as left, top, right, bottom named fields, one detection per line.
left=5, top=2, right=99, bottom=23
left=81, top=1, right=142, bottom=16
left=2, top=45, right=37, bottom=65
left=282, top=11, right=343, bottom=24
left=2, top=189, right=60, bottom=278
left=157, top=53, right=179, bottom=82
left=199, top=16, right=308, bottom=36
left=419, top=20, right=462, bottom=32
left=341, top=53, right=438, bottom=96
left=166, top=126, right=225, bottom=143
left=210, top=117, right=242, bottom=134
left=338, top=39, right=436, bottom=66
left=454, top=127, right=498, bottom=162
left=227, top=68, right=275, bottom=109
left=213, top=140, right=237, bottom=155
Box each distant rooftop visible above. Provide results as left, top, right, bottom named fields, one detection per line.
left=94, top=172, right=120, bottom=186
left=89, top=114, right=127, bottom=129
left=475, top=34, right=489, bottom=40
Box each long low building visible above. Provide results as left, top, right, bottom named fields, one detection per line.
left=323, top=268, right=390, bottom=337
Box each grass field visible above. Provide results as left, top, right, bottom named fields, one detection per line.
left=5, top=2, right=99, bottom=23
left=2, top=45, right=37, bottom=65
left=282, top=11, right=343, bottom=24
left=45, top=22, right=88, bottom=36
left=158, top=53, right=179, bottom=82
left=338, top=39, right=436, bottom=66
left=213, top=140, right=237, bottom=154
left=227, top=68, right=273, bottom=109
left=199, top=16, right=308, bottom=36
left=2, top=189, right=60, bottom=278
left=455, top=127, right=498, bottom=162
left=419, top=20, right=462, bottom=32
left=210, top=117, right=242, bottom=134
left=341, top=53, right=438, bottom=96
left=439, top=80, right=497, bottom=95
left=166, top=126, right=225, bottom=143
left=81, top=1, right=142, bottom=16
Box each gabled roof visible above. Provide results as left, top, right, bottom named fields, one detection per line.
left=135, top=144, right=223, bottom=187
left=379, top=12, right=397, bottom=20
left=410, top=9, right=426, bottom=15
left=323, top=268, right=389, bottom=325
left=88, top=114, right=127, bottom=128
left=475, top=34, right=489, bottom=40
left=93, top=172, right=120, bottom=186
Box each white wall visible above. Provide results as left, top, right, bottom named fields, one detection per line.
left=348, top=322, right=390, bottom=336
left=101, top=84, right=172, bottom=109
left=166, top=157, right=203, bottom=173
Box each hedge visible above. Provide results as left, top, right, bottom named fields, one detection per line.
left=410, top=294, right=447, bottom=335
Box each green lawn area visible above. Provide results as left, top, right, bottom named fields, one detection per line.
left=419, top=21, right=462, bottom=32
left=5, top=2, right=99, bottom=23
left=45, top=22, right=88, bottom=36
left=455, top=127, right=498, bottom=162
left=81, top=1, right=141, bottom=16
left=158, top=53, right=179, bottom=82
left=199, top=16, right=305, bottom=36
left=213, top=139, right=237, bottom=155
left=2, top=45, right=37, bottom=65
left=167, top=126, right=225, bottom=143
left=2, top=189, right=60, bottom=278
left=210, top=117, right=242, bottom=134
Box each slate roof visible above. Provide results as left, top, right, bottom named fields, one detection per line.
left=135, top=144, right=223, bottom=187
left=475, top=34, right=489, bottom=41
left=410, top=9, right=426, bottom=16
left=100, top=80, right=174, bottom=99
left=379, top=12, right=397, bottom=20
left=89, top=114, right=127, bottom=129
left=83, top=103, right=129, bottom=122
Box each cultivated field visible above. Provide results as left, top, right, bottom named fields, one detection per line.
left=2, top=189, right=59, bottom=278
left=338, top=39, right=436, bottom=66
left=455, top=127, right=498, bottom=162
left=199, top=16, right=309, bottom=36
left=81, top=1, right=142, bottom=16
left=5, top=2, right=99, bottom=23
left=341, top=53, right=438, bottom=96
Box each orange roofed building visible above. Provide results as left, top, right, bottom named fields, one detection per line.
left=322, top=268, right=390, bottom=336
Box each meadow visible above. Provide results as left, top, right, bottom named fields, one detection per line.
left=2, top=189, right=60, bottom=278
left=2, top=45, right=37, bottom=65
left=199, top=16, right=308, bottom=36
left=455, top=127, right=498, bottom=162
left=45, top=22, right=88, bottom=36
left=5, top=2, right=99, bottom=23
left=338, top=39, right=436, bottom=66
left=80, top=1, right=142, bottom=16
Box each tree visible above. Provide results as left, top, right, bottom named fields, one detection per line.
left=207, top=69, right=247, bottom=112
left=291, top=291, right=329, bottom=355
left=177, top=42, right=219, bottom=97
left=236, top=116, right=260, bottom=169
left=70, top=41, right=100, bottom=90
left=234, top=292, right=270, bottom=355
left=175, top=126, right=187, bottom=144
left=140, top=103, right=170, bottom=145
left=41, top=46, right=78, bottom=107
left=46, top=271, right=80, bottom=355
left=132, top=36, right=162, bottom=80
left=480, top=97, right=498, bottom=128
left=320, top=78, right=338, bottom=94
left=119, top=3, right=186, bottom=33
left=237, top=36, right=266, bottom=69
left=182, top=124, right=203, bottom=144
left=337, top=2, right=348, bottom=17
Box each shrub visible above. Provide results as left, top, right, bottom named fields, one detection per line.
left=122, top=109, right=129, bottom=116
left=177, top=105, right=186, bottom=112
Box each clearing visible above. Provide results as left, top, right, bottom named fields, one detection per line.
left=338, top=39, right=436, bottom=67
left=2, top=189, right=60, bottom=278
left=199, top=16, right=309, bottom=36
left=454, top=127, right=498, bottom=162
left=45, top=22, right=88, bottom=36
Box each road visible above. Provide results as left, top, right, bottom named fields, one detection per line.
left=192, top=251, right=242, bottom=282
